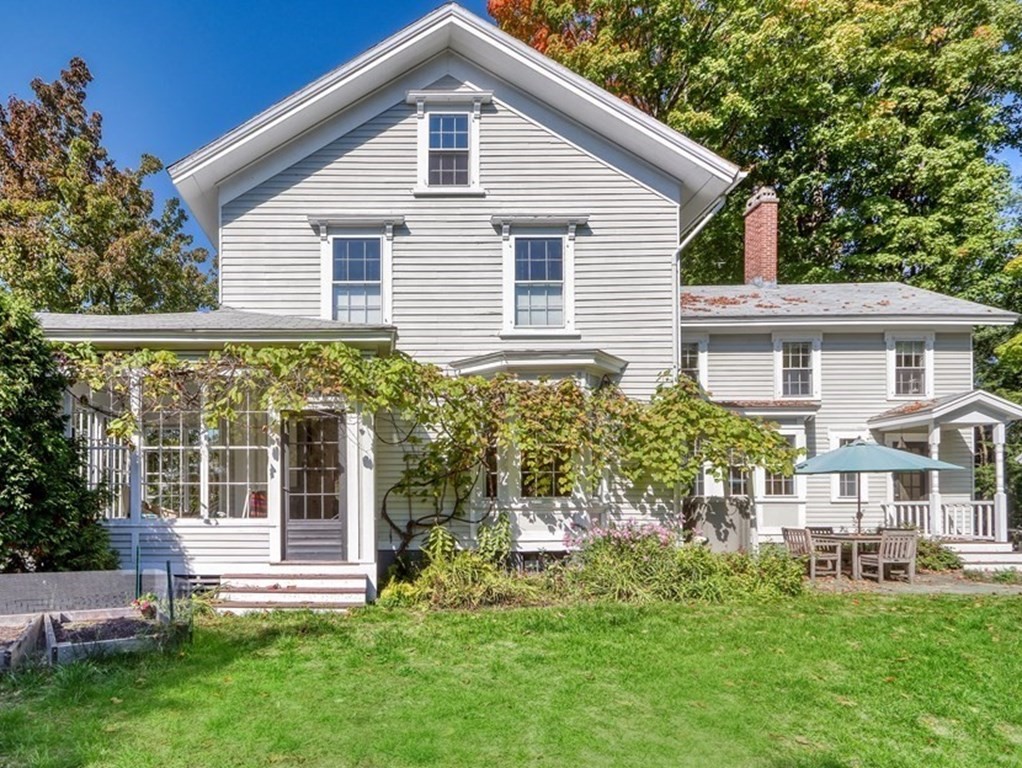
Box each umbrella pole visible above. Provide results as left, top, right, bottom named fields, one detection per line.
left=856, top=473, right=863, bottom=534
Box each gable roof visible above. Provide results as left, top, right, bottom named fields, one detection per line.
left=37, top=308, right=396, bottom=350
left=681, top=283, right=1018, bottom=328
left=169, top=3, right=744, bottom=240
left=868, top=389, right=1022, bottom=429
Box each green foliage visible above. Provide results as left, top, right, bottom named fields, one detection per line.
left=0, top=58, right=215, bottom=313
left=560, top=524, right=805, bottom=602
left=915, top=538, right=963, bottom=572
left=0, top=290, right=118, bottom=572
left=423, top=525, right=458, bottom=565
left=492, top=0, right=1022, bottom=301
left=476, top=512, right=512, bottom=567
left=399, top=551, right=544, bottom=609
left=63, top=343, right=800, bottom=555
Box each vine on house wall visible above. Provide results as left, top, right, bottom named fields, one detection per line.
left=61, top=342, right=799, bottom=554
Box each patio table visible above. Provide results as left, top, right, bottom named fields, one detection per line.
left=814, top=533, right=882, bottom=580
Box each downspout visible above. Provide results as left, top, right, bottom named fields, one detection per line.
left=671, top=170, right=747, bottom=376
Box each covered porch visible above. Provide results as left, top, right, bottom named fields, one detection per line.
left=868, top=389, right=1022, bottom=542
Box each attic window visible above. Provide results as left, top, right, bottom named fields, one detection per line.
left=407, top=89, right=491, bottom=196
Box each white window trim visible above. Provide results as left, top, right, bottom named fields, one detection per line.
left=885, top=331, right=934, bottom=400
left=679, top=334, right=709, bottom=388
left=408, top=90, right=491, bottom=196
left=829, top=429, right=871, bottom=503
left=758, top=426, right=806, bottom=501
left=500, top=222, right=578, bottom=335
left=772, top=332, right=821, bottom=400
left=317, top=224, right=395, bottom=324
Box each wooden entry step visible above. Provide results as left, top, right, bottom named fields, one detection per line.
left=215, top=570, right=369, bottom=613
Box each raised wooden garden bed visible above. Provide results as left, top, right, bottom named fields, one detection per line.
left=0, top=614, right=45, bottom=671
left=43, top=608, right=163, bottom=665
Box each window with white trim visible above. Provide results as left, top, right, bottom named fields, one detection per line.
left=764, top=435, right=796, bottom=497
left=207, top=392, right=269, bottom=519
left=829, top=430, right=870, bottom=503
left=332, top=237, right=382, bottom=324
left=515, top=237, right=564, bottom=327
left=428, top=113, right=469, bottom=186
left=781, top=342, right=812, bottom=397
left=521, top=447, right=571, bottom=498
left=141, top=386, right=203, bottom=518
left=886, top=332, right=933, bottom=399
left=894, top=341, right=926, bottom=396
left=408, top=89, right=490, bottom=195
left=728, top=466, right=749, bottom=497
left=773, top=333, right=820, bottom=399
left=680, top=343, right=700, bottom=382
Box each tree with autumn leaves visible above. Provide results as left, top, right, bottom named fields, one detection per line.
left=0, top=58, right=214, bottom=314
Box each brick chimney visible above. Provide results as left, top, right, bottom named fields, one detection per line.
left=743, top=186, right=779, bottom=285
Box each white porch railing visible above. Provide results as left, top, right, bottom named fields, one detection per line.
left=882, top=501, right=997, bottom=540
left=882, top=502, right=931, bottom=535
left=943, top=501, right=996, bottom=539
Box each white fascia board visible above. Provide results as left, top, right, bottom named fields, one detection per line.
left=681, top=316, right=1016, bottom=330
left=171, top=4, right=740, bottom=241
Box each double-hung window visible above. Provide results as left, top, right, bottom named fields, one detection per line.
left=885, top=333, right=933, bottom=399
left=773, top=334, right=820, bottom=399
left=332, top=238, right=382, bottom=324
left=498, top=216, right=584, bottom=335
left=515, top=237, right=564, bottom=328
left=764, top=437, right=797, bottom=497
left=521, top=447, right=571, bottom=498
left=408, top=89, right=490, bottom=195
left=428, top=114, right=469, bottom=186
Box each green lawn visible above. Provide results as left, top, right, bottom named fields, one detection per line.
left=2, top=595, right=1021, bottom=767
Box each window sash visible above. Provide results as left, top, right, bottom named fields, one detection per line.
left=521, top=448, right=570, bottom=498
left=728, top=466, right=749, bottom=497
left=332, top=238, right=382, bottom=324
left=781, top=341, right=813, bottom=397
left=514, top=238, right=564, bottom=328
left=680, top=343, right=700, bottom=381
left=427, top=113, right=469, bottom=186
left=894, top=341, right=926, bottom=396
left=764, top=435, right=796, bottom=497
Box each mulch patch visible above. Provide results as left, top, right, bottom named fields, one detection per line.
left=53, top=617, right=156, bottom=644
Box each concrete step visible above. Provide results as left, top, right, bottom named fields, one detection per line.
left=219, top=587, right=366, bottom=605
left=957, top=551, right=1022, bottom=571
left=222, top=574, right=367, bottom=590
left=215, top=601, right=358, bottom=615
left=944, top=541, right=1014, bottom=555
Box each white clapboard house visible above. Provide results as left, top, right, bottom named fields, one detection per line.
left=38, top=5, right=1022, bottom=607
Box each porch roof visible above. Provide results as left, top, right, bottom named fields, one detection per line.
left=712, top=399, right=821, bottom=418
left=37, top=308, right=397, bottom=352
left=449, top=348, right=628, bottom=378
left=868, top=389, right=1022, bottom=430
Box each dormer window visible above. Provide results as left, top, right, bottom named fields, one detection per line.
left=408, top=89, right=491, bottom=196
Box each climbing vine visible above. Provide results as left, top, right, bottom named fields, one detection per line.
left=61, top=342, right=799, bottom=554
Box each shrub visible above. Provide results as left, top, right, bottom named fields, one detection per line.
left=916, top=538, right=963, bottom=572
left=0, top=291, right=118, bottom=572
left=562, top=523, right=804, bottom=602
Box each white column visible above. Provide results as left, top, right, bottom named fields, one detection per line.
left=267, top=415, right=283, bottom=563
left=993, top=422, right=1008, bottom=542
left=129, top=375, right=143, bottom=524
left=928, top=423, right=942, bottom=538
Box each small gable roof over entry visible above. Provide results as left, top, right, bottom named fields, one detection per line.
left=169, top=3, right=744, bottom=241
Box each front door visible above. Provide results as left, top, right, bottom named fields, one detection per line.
left=284, top=414, right=346, bottom=561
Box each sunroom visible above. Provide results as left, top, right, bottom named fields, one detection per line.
left=40, top=309, right=393, bottom=574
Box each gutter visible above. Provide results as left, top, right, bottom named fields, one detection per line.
left=671, top=170, right=749, bottom=376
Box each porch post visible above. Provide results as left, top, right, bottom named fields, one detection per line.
left=993, top=422, right=1008, bottom=542
left=928, top=422, right=943, bottom=538
left=267, top=414, right=283, bottom=563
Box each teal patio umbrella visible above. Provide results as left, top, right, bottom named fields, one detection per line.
left=795, top=439, right=963, bottom=532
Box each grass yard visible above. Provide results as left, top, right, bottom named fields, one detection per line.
left=1, top=595, right=1021, bottom=768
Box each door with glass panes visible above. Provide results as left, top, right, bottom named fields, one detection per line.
left=284, top=415, right=346, bottom=561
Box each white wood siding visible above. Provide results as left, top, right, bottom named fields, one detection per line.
left=221, top=76, right=679, bottom=401
left=104, top=521, right=273, bottom=574
left=701, top=330, right=978, bottom=534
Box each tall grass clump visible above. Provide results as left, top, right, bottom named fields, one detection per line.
left=561, top=524, right=804, bottom=602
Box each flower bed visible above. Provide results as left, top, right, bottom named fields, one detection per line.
left=44, top=608, right=164, bottom=666
left=0, top=614, right=45, bottom=671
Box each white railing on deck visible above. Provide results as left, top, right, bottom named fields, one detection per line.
left=882, top=502, right=931, bottom=535
left=882, top=500, right=997, bottom=540
left=943, top=501, right=995, bottom=539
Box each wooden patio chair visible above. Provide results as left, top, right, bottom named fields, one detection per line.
left=859, top=530, right=917, bottom=584
left=783, top=528, right=841, bottom=580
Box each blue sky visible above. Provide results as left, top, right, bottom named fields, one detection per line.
left=0, top=0, right=1018, bottom=256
